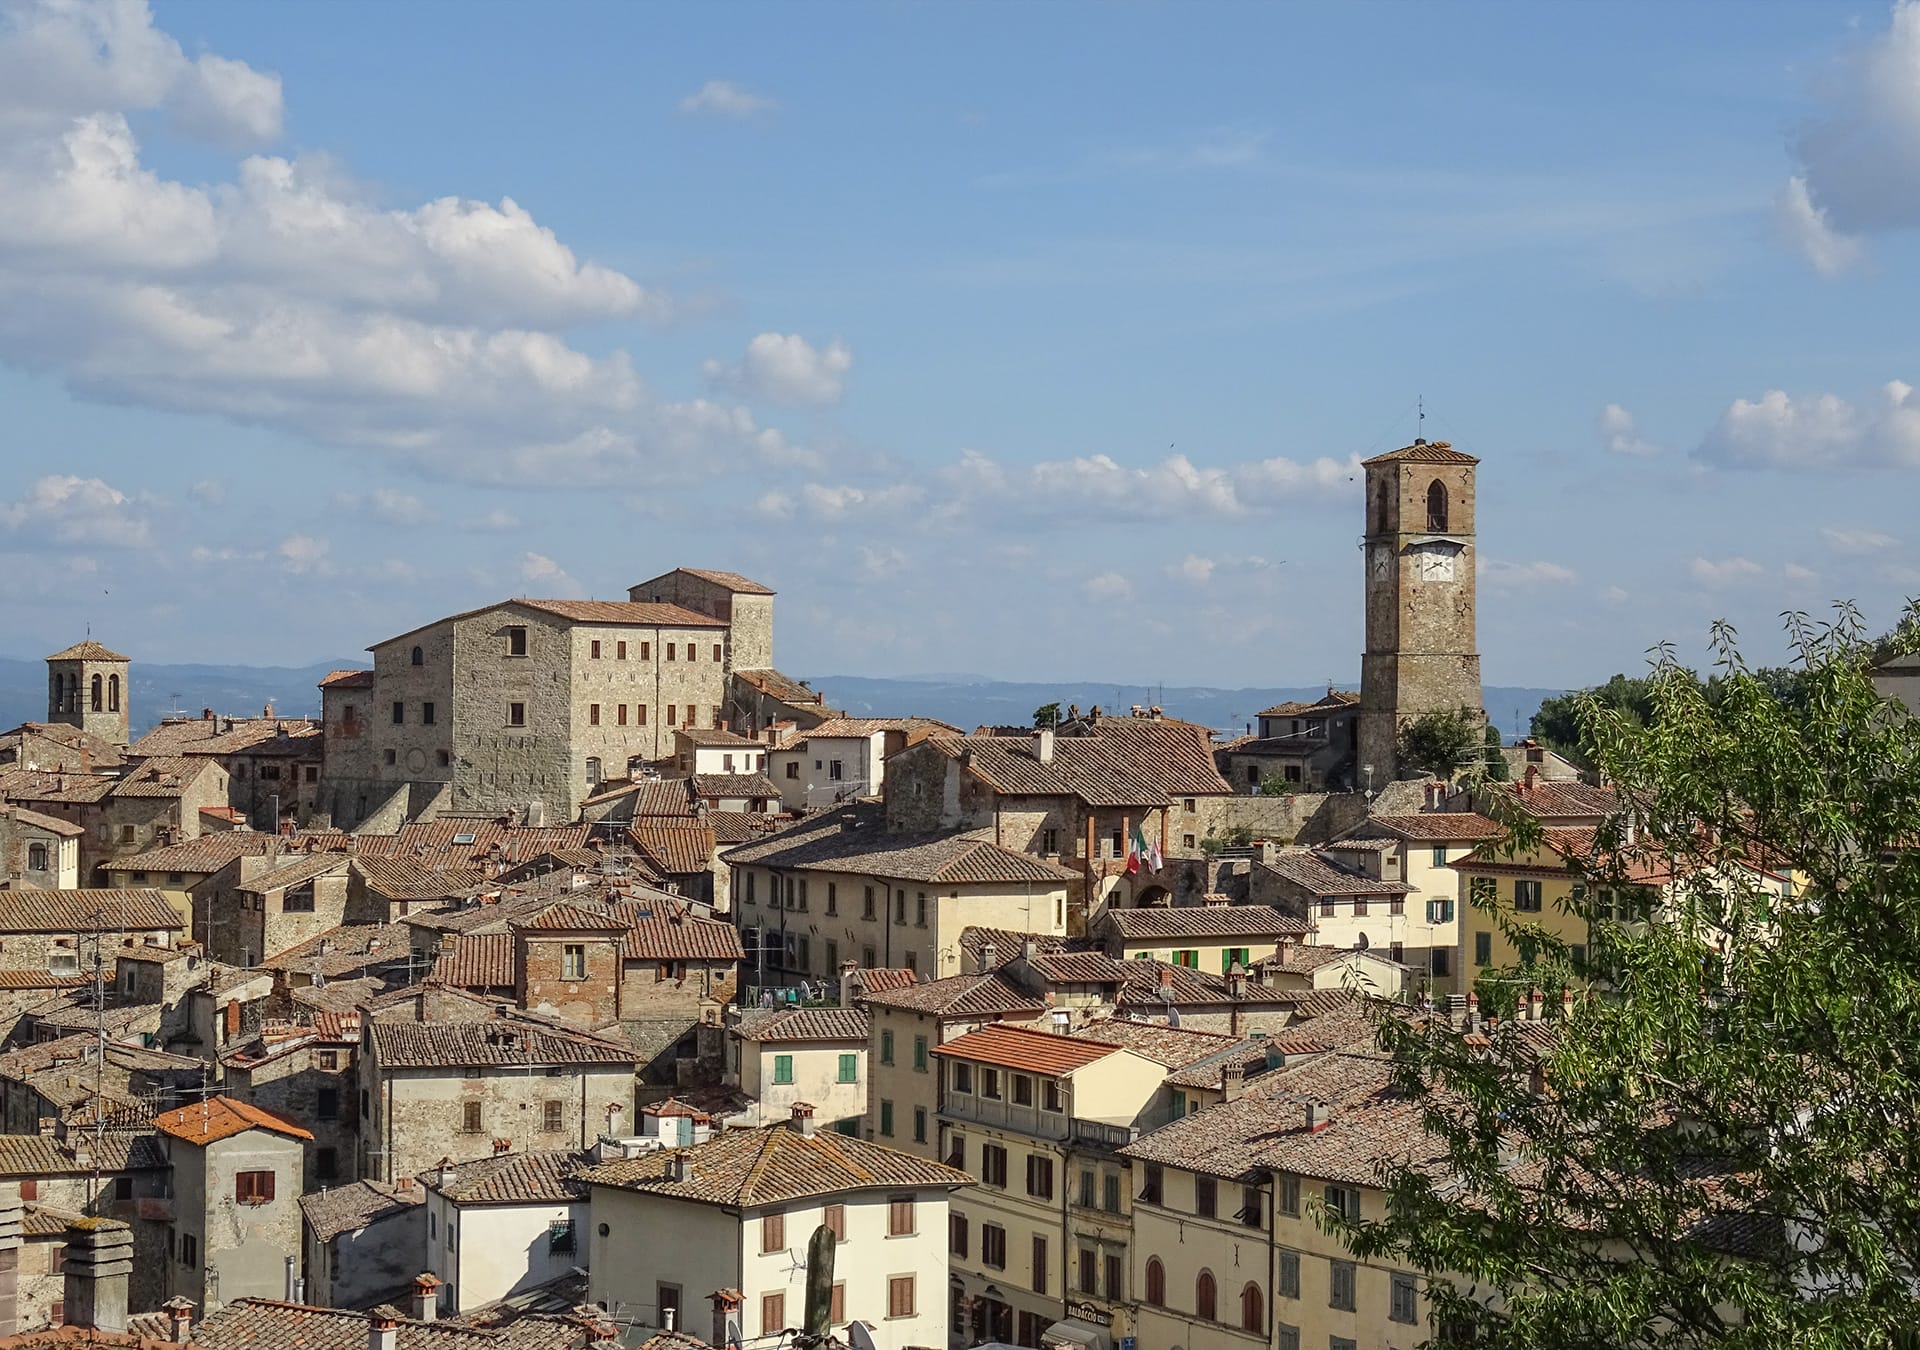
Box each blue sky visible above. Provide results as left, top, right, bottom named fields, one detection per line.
left=2, top=0, right=1918, bottom=691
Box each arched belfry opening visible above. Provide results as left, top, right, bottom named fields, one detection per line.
left=1426, top=479, right=1449, bottom=532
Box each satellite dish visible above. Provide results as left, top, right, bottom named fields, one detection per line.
left=1167, top=1005, right=1182, bottom=1027
left=849, top=1323, right=879, bottom=1350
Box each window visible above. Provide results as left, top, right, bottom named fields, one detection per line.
left=666, top=704, right=677, bottom=725
left=949, top=1213, right=969, bottom=1256
left=1474, top=931, right=1492, bottom=965
left=391, top=700, right=406, bottom=725
left=1195, top=1175, right=1217, bottom=1218
left=1324, top=1184, right=1360, bottom=1219
left=817, top=1203, right=845, bottom=1241
left=1391, top=894, right=1406, bottom=915
left=1104, top=1252, right=1123, bottom=1300
left=887, top=1276, right=915, bottom=1319
left=917, top=891, right=930, bottom=926
left=636, top=704, right=647, bottom=725
left=881, top=1029, right=895, bottom=1064
left=1426, top=478, right=1449, bottom=531
left=1223, top=945, right=1251, bottom=973
left=1390, top=940, right=1405, bottom=963
left=1145, top=1257, right=1166, bottom=1306
left=981, top=1068, right=1000, bottom=1099
left=562, top=944, right=587, bottom=980
left=508, top=702, right=525, bottom=727
left=913, top=1106, right=927, bottom=1143
left=982, top=1224, right=1007, bottom=1269
left=895, top=889, right=906, bottom=922
left=1044, top=1079, right=1064, bottom=1113
left=1433, top=947, right=1452, bottom=977
left=1028, top=1234, right=1047, bottom=1294
left=952, top=1062, right=972, bottom=1094
left=826, top=882, right=838, bottom=915
left=889, top=1195, right=916, bottom=1236
left=507, top=626, right=527, bottom=656
left=1278, top=1172, right=1299, bottom=1215
left=1278, top=1249, right=1300, bottom=1298
left=1241, top=1183, right=1264, bottom=1228
left=1515, top=879, right=1543, bottom=912
left=1026, top=1154, right=1053, bottom=1199
left=109, top=673, right=120, bottom=711
left=616, top=640, right=627, bottom=659
left=384, top=748, right=398, bottom=765
left=1077, top=1247, right=1095, bottom=1293
left=1012, top=1074, right=1034, bottom=1106
left=585, top=756, right=602, bottom=785
left=1196, top=1269, right=1217, bottom=1320
left=1391, top=1272, right=1419, bottom=1323
left=26, top=843, right=48, bottom=871
left=544, top=1218, right=574, bottom=1255
left=981, top=1143, right=1008, bottom=1187
left=1572, top=943, right=1588, bottom=968
left=879, top=1100, right=894, bottom=1136
left=316, top=1088, right=339, bottom=1121
left=786, top=762, right=800, bottom=780
left=437, top=750, right=450, bottom=767
left=829, top=1050, right=858, bottom=1086
left=1103, top=1172, right=1122, bottom=1212
left=1332, top=1338, right=1357, bottom=1350
left=913, top=1035, right=928, bottom=1072
left=829, top=758, right=843, bottom=781
left=1141, top=1163, right=1163, bottom=1204
left=91, top=673, right=103, bottom=711
left=1329, top=1259, right=1357, bottom=1311
left=1353, top=898, right=1369, bottom=918
left=422, top=701, right=437, bottom=725
left=1428, top=897, right=1454, bottom=923
left=543, top=1100, right=564, bottom=1132
left=235, top=1170, right=275, bottom=1204
left=1277, top=1328, right=1300, bottom=1350
left=666, top=643, right=676, bottom=661
left=589, top=640, right=602, bottom=659
left=1431, top=844, right=1449, bottom=867
left=180, top=1233, right=197, bottom=1267
left=772, top=1053, right=794, bottom=1085
left=1241, top=1282, right=1264, bottom=1333
left=1470, top=876, right=1497, bottom=905
left=589, top=704, right=601, bottom=726
left=462, top=1101, right=482, bottom=1133
left=761, top=1292, right=785, bottom=1336
left=1110, top=828, right=1124, bottom=857
left=762, top=1212, right=785, bottom=1253
left=316, top=1147, right=338, bottom=1180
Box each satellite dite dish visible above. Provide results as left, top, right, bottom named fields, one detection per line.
left=848, top=1322, right=879, bottom=1350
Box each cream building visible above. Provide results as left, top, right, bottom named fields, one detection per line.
left=581, top=1111, right=971, bottom=1350
left=1091, top=905, right=1312, bottom=973
left=767, top=717, right=961, bottom=812
left=728, top=1006, right=871, bottom=1133
left=422, top=1149, right=589, bottom=1313
left=1318, top=812, right=1506, bottom=988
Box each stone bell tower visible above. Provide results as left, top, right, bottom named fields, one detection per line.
left=1356, top=440, right=1483, bottom=784
left=46, top=640, right=132, bottom=748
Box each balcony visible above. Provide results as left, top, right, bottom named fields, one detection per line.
left=941, top=1094, right=1069, bottom=1141
left=1068, top=1120, right=1139, bottom=1153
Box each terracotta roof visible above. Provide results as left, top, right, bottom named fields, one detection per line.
left=390, top=820, right=594, bottom=866
left=514, top=902, right=632, bottom=932
left=1070, top=1018, right=1246, bottom=1068
left=1360, top=438, right=1478, bottom=466
left=1255, top=690, right=1362, bottom=718
left=578, top=1123, right=969, bottom=1208
left=130, top=717, right=322, bottom=760
left=238, top=852, right=352, bottom=894
left=957, top=927, right=1078, bottom=968
left=517, top=599, right=726, bottom=628
left=1, top=805, right=85, bottom=837
left=732, top=1007, right=870, bottom=1043
left=46, top=640, right=128, bottom=661
left=619, top=778, right=699, bottom=818
left=628, top=821, right=717, bottom=875
left=154, top=1095, right=315, bottom=1145
left=1102, top=905, right=1312, bottom=941
left=259, top=921, right=416, bottom=976
left=1364, top=813, right=1506, bottom=843
left=102, top=833, right=345, bottom=875
left=425, top=1149, right=591, bottom=1205
left=675, top=728, right=762, bottom=747
left=299, top=1178, right=424, bottom=1241
left=607, top=896, right=744, bottom=962
left=730, top=668, right=832, bottom=707
left=432, top=934, right=516, bottom=989
left=0, top=970, right=90, bottom=989
left=662, top=568, right=775, bottom=595
left=1262, top=849, right=1412, bottom=897
left=802, top=717, right=961, bottom=740
left=22, top=1203, right=85, bottom=1237
left=860, top=971, right=1045, bottom=1019
left=921, top=717, right=1230, bottom=807
left=109, top=755, right=222, bottom=798
left=369, top=1020, right=638, bottom=1069
left=708, top=812, right=781, bottom=844
left=0, top=769, right=119, bottom=803
left=848, top=967, right=916, bottom=995
left=0, top=1131, right=167, bottom=1177
left=354, top=857, right=493, bottom=901
left=689, top=773, right=779, bottom=799
left=0, top=889, right=181, bottom=933
left=1495, top=779, right=1621, bottom=821
left=320, top=669, right=375, bottom=689
left=193, top=1299, right=584, bottom=1350
left=932, top=1022, right=1119, bottom=1075
left=722, top=803, right=1077, bottom=886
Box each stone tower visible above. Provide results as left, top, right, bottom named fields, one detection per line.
left=1356, top=440, right=1484, bottom=783
left=46, top=640, right=131, bottom=747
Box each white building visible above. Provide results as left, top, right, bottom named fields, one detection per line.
left=729, top=1007, right=871, bottom=1133
left=422, top=1149, right=590, bottom=1314
left=582, top=1107, right=972, bottom=1350
left=767, top=718, right=959, bottom=812
left=670, top=728, right=770, bottom=777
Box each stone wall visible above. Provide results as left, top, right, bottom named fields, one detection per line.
left=363, top=1061, right=635, bottom=1183
left=226, top=1046, right=358, bottom=1192
left=515, top=930, right=622, bottom=1026
left=1199, top=790, right=1371, bottom=847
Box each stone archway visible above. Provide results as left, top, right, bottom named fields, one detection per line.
left=1133, top=884, right=1172, bottom=909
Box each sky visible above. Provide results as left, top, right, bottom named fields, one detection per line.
left=3, top=0, right=1919, bottom=691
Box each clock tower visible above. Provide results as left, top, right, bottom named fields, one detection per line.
left=1356, top=439, right=1484, bottom=783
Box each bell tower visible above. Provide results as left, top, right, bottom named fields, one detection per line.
left=46, top=640, right=132, bottom=748
left=1356, top=440, right=1483, bottom=783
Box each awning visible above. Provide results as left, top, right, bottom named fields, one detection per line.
left=1042, top=1318, right=1112, bottom=1350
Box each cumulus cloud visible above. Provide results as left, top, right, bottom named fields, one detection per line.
left=188, top=479, right=224, bottom=506
left=1784, top=562, right=1819, bottom=583
left=679, top=80, right=776, bottom=118
left=933, top=450, right=1358, bottom=522
left=1697, top=381, right=1920, bottom=469
left=0, top=474, right=151, bottom=547
left=752, top=490, right=795, bottom=520
left=1601, top=585, right=1631, bottom=607
left=1777, top=177, right=1865, bottom=276
left=1082, top=571, right=1133, bottom=602
left=1598, top=403, right=1661, bottom=457
left=857, top=545, right=908, bottom=579
left=1477, top=557, right=1578, bottom=588
left=1688, top=556, right=1766, bottom=588
left=333, top=488, right=432, bottom=526
left=1169, top=554, right=1215, bottom=584
left=704, top=333, right=852, bottom=406
left=277, top=532, right=330, bottom=574
left=518, top=551, right=583, bottom=596
left=1821, top=526, right=1898, bottom=556
left=463, top=508, right=521, bottom=532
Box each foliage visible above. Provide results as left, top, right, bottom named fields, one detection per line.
left=1398, top=708, right=1485, bottom=781
left=1483, top=723, right=1510, bottom=781
left=1198, top=835, right=1224, bottom=856
left=1033, top=702, right=1062, bottom=729
left=1258, top=772, right=1302, bottom=796
left=1342, top=604, right=1920, bottom=1347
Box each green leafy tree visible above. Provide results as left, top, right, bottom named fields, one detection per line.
left=1258, top=771, right=1298, bottom=796
left=1343, top=604, right=1920, bottom=1347
left=1033, top=702, right=1062, bottom=729
left=1398, top=708, right=1484, bottom=781
left=1483, top=723, right=1510, bottom=781
left=1531, top=673, right=1660, bottom=766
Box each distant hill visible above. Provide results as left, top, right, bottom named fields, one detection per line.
left=0, top=656, right=1563, bottom=745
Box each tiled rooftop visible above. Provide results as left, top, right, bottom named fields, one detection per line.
left=431, top=934, right=516, bottom=989
left=1262, top=848, right=1413, bottom=897
left=932, top=1022, right=1118, bottom=1076
left=299, top=1178, right=424, bottom=1241
left=1102, top=904, right=1313, bottom=941
left=369, top=1019, right=637, bottom=1070
left=860, top=970, right=1045, bottom=1019
left=1069, top=1017, right=1247, bottom=1068
left=193, top=1298, right=585, bottom=1350
left=662, top=567, right=775, bottom=594
left=1363, top=812, right=1506, bottom=842
left=130, top=717, right=322, bottom=759
left=627, top=821, right=717, bottom=875
left=923, top=716, right=1231, bottom=807
left=425, top=1149, right=591, bottom=1205
left=0, top=888, right=181, bottom=933
left=732, top=1007, right=870, bottom=1043
left=353, top=857, right=493, bottom=901
left=722, top=802, right=1078, bottom=886
left=47, top=640, right=129, bottom=661
left=689, top=773, right=780, bottom=799
left=577, top=1122, right=969, bottom=1208
left=1360, top=438, right=1478, bottom=465
left=154, top=1095, right=315, bottom=1146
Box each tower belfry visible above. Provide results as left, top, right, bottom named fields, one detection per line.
left=46, top=640, right=132, bottom=748
left=1356, top=439, right=1484, bottom=782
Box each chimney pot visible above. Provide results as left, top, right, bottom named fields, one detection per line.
left=369, top=1308, right=402, bottom=1350
left=1034, top=728, right=1055, bottom=765
left=411, top=1273, right=444, bottom=1322
left=1304, top=1101, right=1330, bottom=1132
left=790, top=1102, right=817, bottom=1136
left=979, top=942, right=997, bottom=975
left=62, top=1218, right=135, bottom=1333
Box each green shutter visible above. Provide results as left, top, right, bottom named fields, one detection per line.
left=914, top=1036, right=928, bottom=1071
left=881, top=1030, right=895, bottom=1064
left=774, top=1054, right=794, bottom=1085
left=880, top=1100, right=894, bottom=1136
left=838, top=1053, right=857, bottom=1083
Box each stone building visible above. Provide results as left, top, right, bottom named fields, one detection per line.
left=45, top=642, right=131, bottom=749
left=220, top=853, right=353, bottom=968
left=0, top=1130, right=172, bottom=1314
left=1356, top=440, right=1485, bottom=784
left=1215, top=690, right=1361, bottom=794
left=0, top=722, right=126, bottom=775
left=220, top=1013, right=361, bottom=1191
left=766, top=717, right=961, bottom=812
left=298, top=1177, right=425, bottom=1310
left=128, top=714, right=324, bottom=830
left=0, top=888, right=184, bottom=978
left=0, top=806, right=82, bottom=889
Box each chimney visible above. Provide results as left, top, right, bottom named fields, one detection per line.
left=1466, top=991, right=1482, bottom=1034
left=1528, top=988, right=1544, bottom=1022
left=1303, top=1101, right=1330, bottom=1133
left=1221, top=1061, right=1246, bottom=1103
left=710, top=1289, right=743, bottom=1349
left=1224, top=962, right=1247, bottom=998
left=369, top=1306, right=402, bottom=1350
left=1273, top=937, right=1293, bottom=967
left=1523, top=763, right=1539, bottom=792
left=163, top=1297, right=196, bottom=1341
left=285, top=1254, right=299, bottom=1301
left=1035, top=728, right=1055, bottom=765
left=224, top=999, right=241, bottom=1042
left=202, top=708, right=214, bottom=721
left=1021, top=939, right=1037, bottom=964
left=790, top=1102, right=816, bottom=1137
left=62, top=1218, right=134, bottom=1333
left=411, top=1273, right=444, bottom=1322
left=0, top=1181, right=21, bottom=1337
left=437, top=1157, right=455, bottom=1188
left=669, top=1151, right=692, bottom=1183
left=979, top=942, right=997, bottom=975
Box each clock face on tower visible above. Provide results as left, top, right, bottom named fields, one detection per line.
left=1417, top=545, right=1456, bottom=583
left=1371, top=545, right=1392, bottom=581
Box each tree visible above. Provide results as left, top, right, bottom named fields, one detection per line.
left=1398, top=708, right=1483, bottom=781
left=1033, top=702, right=1062, bottom=729
left=1483, top=723, right=1510, bottom=781
left=1531, top=673, right=1660, bottom=766
left=1258, top=772, right=1299, bottom=796
left=1341, top=604, right=1920, bottom=1346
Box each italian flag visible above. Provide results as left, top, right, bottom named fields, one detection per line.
left=1126, top=823, right=1154, bottom=875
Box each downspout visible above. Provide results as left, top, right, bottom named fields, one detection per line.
left=1264, top=1169, right=1278, bottom=1345
left=384, top=1072, right=394, bottom=1183
left=579, top=1070, right=588, bottom=1149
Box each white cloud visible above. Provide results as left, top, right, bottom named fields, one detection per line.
left=790, top=483, right=923, bottom=519
left=1821, top=526, right=1898, bottom=554
left=678, top=80, right=776, bottom=119
left=1477, top=557, right=1578, bottom=588
left=277, top=532, right=330, bottom=574
left=0, top=474, right=150, bottom=547
left=1598, top=403, right=1661, bottom=457
left=1082, top=571, right=1133, bottom=602
left=1601, top=585, right=1631, bottom=607
left=1784, top=562, right=1819, bottom=582
left=1688, top=556, right=1766, bottom=588
left=753, top=490, right=795, bottom=520
left=704, top=333, right=852, bottom=407
left=518, top=551, right=581, bottom=596
left=188, top=479, right=224, bottom=506
left=1169, top=554, right=1215, bottom=584
left=857, top=545, right=908, bottom=579
left=1698, top=381, right=1920, bottom=469
left=464, top=508, right=521, bottom=532
left=333, top=488, right=432, bottom=526
left=1777, top=177, right=1865, bottom=276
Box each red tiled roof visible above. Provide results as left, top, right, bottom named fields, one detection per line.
left=154, top=1095, right=315, bottom=1145
left=722, top=803, right=1077, bottom=886
left=0, top=889, right=182, bottom=933
left=578, top=1123, right=968, bottom=1208
left=860, top=971, right=1045, bottom=1019
left=432, top=934, right=516, bottom=989
left=923, top=717, right=1231, bottom=807
left=664, top=568, right=775, bottom=595
left=46, top=640, right=128, bottom=661
left=1360, top=439, right=1478, bottom=466
left=514, top=902, right=631, bottom=932
left=353, top=857, right=492, bottom=901
left=1262, top=849, right=1412, bottom=897
left=424, top=1148, right=590, bottom=1204
left=628, top=822, right=717, bottom=875
left=689, top=773, right=780, bottom=799
left=319, top=669, right=375, bottom=689
left=1256, top=690, right=1361, bottom=718
left=1364, top=813, right=1506, bottom=843
left=517, top=599, right=725, bottom=628
left=1102, top=905, right=1313, bottom=941
left=369, top=1016, right=638, bottom=1069
left=732, top=1008, right=869, bottom=1042
left=933, top=1022, right=1118, bottom=1075
left=607, top=895, right=744, bottom=962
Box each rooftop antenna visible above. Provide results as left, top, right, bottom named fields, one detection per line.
left=1417, top=394, right=1426, bottom=441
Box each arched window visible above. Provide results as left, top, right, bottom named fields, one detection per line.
left=1195, top=1270, right=1217, bottom=1321
left=1374, top=478, right=1390, bottom=533
left=1240, top=1282, right=1263, bottom=1333
left=411, top=645, right=425, bottom=666
left=108, top=674, right=120, bottom=712
left=90, top=674, right=103, bottom=712
left=1144, top=1259, right=1165, bottom=1307
left=1426, top=478, right=1449, bottom=531
left=586, top=756, right=603, bottom=785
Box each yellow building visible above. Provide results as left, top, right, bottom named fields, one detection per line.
left=1091, top=905, right=1311, bottom=973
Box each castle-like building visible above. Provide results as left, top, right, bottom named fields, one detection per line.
left=45, top=639, right=131, bottom=748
